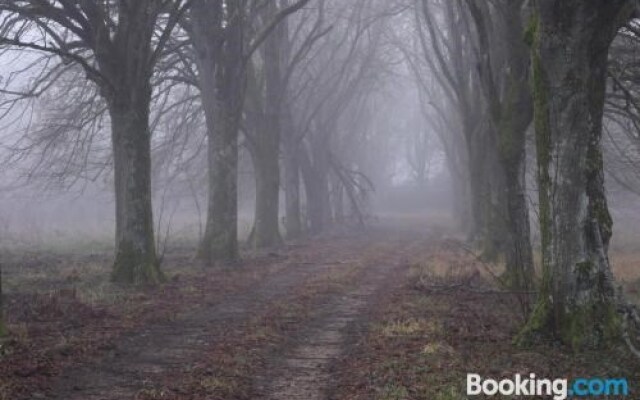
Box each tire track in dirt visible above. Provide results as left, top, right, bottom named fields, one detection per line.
left=252, top=228, right=430, bottom=400
left=44, top=235, right=380, bottom=400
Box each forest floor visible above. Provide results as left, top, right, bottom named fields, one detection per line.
left=0, top=215, right=639, bottom=400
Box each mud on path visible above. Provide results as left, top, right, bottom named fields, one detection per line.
left=252, top=230, right=425, bottom=400
left=12, top=221, right=434, bottom=400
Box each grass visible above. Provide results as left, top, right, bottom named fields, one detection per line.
left=0, top=218, right=262, bottom=309
left=611, top=252, right=640, bottom=303
left=1, top=213, right=638, bottom=399
left=332, top=239, right=640, bottom=400
left=379, top=318, right=440, bottom=337
left=0, top=222, right=372, bottom=399
left=0, top=231, right=304, bottom=399
left=140, top=256, right=366, bottom=399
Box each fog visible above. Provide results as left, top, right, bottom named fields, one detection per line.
left=0, top=1, right=639, bottom=398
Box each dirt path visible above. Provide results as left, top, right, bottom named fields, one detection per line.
left=38, top=223, right=432, bottom=400
left=49, top=263, right=320, bottom=400
left=251, top=227, right=429, bottom=399
left=253, top=252, right=409, bottom=399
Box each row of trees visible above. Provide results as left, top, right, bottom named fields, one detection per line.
left=408, top=0, right=640, bottom=349
left=0, top=0, right=398, bottom=336
left=0, top=0, right=392, bottom=280
left=1, top=0, right=640, bottom=351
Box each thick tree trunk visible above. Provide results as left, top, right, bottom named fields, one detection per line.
left=191, top=0, right=244, bottom=265
left=520, top=1, right=633, bottom=349
left=0, top=263, right=5, bottom=336
left=332, top=176, right=345, bottom=223
left=86, top=0, right=162, bottom=285
left=451, top=172, right=471, bottom=231
left=250, top=143, right=283, bottom=248
left=282, top=123, right=302, bottom=238
left=444, top=144, right=471, bottom=231
left=300, top=145, right=328, bottom=234
left=109, top=97, right=161, bottom=285
left=502, top=158, right=534, bottom=299
left=465, top=120, right=507, bottom=260
left=484, top=143, right=509, bottom=261
left=499, top=62, right=535, bottom=301
left=199, top=99, right=241, bottom=264
left=485, top=1, right=535, bottom=298
left=465, top=115, right=488, bottom=243
left=249, top=15, right=285, bottom=249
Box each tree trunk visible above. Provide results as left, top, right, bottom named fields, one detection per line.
left=282, top=118, right=302, bottom=238
left=300, top=145, right=328, bottom=234
left=199, top=97, right=241, bottom=264
left=498, top=12, right=535, bottom=303
left=520, top=0, right=633, bottom=349
left=191, top=0, right=244, bottom=265
left=332, top=176, right=345, bottom=223
left=483, top=140, right=509, bottom=261
left=465, top=120, right=507, bottom=260
left=0, top=263, right=6, bottom=336
left=450, top=169, right=471, bottom=232
left=250, top=143, right=283, bottom=248
left=249, top=13, right=285, bottom=249
left=464, top=115, right=487, bottom=243
left=109, top=98, right=161, bottom=285
left=471, top=0, right=535, bottom=298
left=502, top=157, right=534, bottom=300
left=443, top=140, right=471, bottom=231
left=88, top=0, right=162, bottom=285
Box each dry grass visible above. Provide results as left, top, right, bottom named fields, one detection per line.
left=332, top=239, right=640, bottom=400
left=611, top=252, right=640, bottom=303
left=608, top=219, right=640, bottom=302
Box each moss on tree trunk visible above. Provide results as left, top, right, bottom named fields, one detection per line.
left=517, top=2, right=634, bottom=349
left=112, top=240, right=163, bottom=285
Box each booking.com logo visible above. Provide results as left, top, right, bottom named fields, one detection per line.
left=467, top=373, right=629, bottom=399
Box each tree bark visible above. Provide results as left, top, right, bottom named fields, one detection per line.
left=0, top=263, right=5, bottom=336
left=449, top=160, right=471, bottom=232
left=497, top=6, right=535, bottom=301
left=109, top=96, right=161, bottom=284
left=467, top=0, right=535, bottom=296
left=250, top=142, right=283, bottom=248
left=300, top=145, right=326, bottom=234
left=249, top=12, right=285, bottom=249
left=332, top=176, right=345, bottom=223
left=520, top=0, right=634, bottom=349
left=465, top=118, right=507, bottom=260
left=102, top=5, right=162, bottom=283
left=502, top=155, right=534, bottom=300
left=282, top=112, right=302, bottom=238
left=85, top=0, right=165, bottom=285
left=190, top=0, right=244, bottom=265
left=199, top=98, right=241, bottom=264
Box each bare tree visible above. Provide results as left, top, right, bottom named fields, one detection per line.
left=279, top=1, right=330, bottom=238
left=518, top=0, right=636, bottom=348
left=281, top=0, right=396, bottom=233
left=244, top=1, right=289, bottom=248
left=0, top=263, right=5, bottom=336
left=184, top=0, right=310, bottom=265
left=414, top=0, right=508, bottom=258
left=0, top=0, right=190, bottom=284
left=465, top=0, right=534, bottom=302
left=396, top=26, right=471, bottom=229
left=605, top=21, right=640, bottom=197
